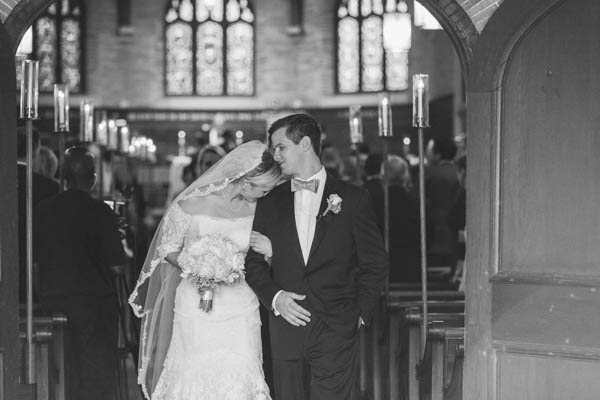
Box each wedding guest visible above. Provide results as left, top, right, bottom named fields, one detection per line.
left=196, top=145, right=226, bottom=176
left=321, top=145, right=344, bottom=180
left=363, top=153, right=384, bottom=230
left=34, top=146, right=127, bottom=400
left=386, top=156, right=425, bottom=283
left=448, top=155, right=466, bottom=286
left=424, top=137, right=460, bottom=270
left=34, top=145, right=59, bottom=181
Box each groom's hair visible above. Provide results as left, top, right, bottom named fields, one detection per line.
left=268, top=113, right=322, bottom=156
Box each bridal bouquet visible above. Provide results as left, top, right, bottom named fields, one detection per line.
left=177, top=234, right=246, bottom=312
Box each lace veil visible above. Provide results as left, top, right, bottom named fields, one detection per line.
left=128, top=140, right=268, bottom=399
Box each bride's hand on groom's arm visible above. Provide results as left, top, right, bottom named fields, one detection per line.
left=274, top=291, right=311, bottom=327
left=249, top=231, right=272, bottom=263
left=165, top=252, right=181, bottom=269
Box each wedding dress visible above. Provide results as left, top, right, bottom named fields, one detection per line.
left=151, top=206, right=270, bottom=400
left=128, top=141, right=273, bottom=400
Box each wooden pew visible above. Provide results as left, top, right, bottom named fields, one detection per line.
left=19, top=314, right=68, bottom=400
left=443, top=342, right=464, bottom=400
left=387, top=290, right=464, bottom=400
left=362, top=285, right=463, bottom=400
left=418, top=322, right=465, bottom=400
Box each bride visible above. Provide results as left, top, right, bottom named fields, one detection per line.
left=129, top=141, right=282, bottom=400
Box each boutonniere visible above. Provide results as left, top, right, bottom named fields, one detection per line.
left=318, top=194, right=342, bottom=220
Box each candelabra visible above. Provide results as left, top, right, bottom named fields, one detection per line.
left=413, top=74, right=430, bottom=356
left=20, top=59, right=39, bottom=385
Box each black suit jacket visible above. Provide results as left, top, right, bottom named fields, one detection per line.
left=245, top=174, right=388, bottom=359
left=34, top=189, right=127, bottom=298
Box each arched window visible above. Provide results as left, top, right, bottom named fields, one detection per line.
left=337, top=0, right=411, bottom=94
left=164, top=0, right=255, bottom=96
left=16, top=0, right=84, bottom=93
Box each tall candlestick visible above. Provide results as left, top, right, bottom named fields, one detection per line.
left=412, top=73, right=431, bottom=357
left=378, top=92, right=392, bottom=137
left=54, top=84, right=70, bottom=132
left=20, top=60, right=39, bottom=119
left=412, top=74, right=430, bottom=128
left=348, top=105, right=364, bottom=144
left=80, top=100, right=95, bottom=142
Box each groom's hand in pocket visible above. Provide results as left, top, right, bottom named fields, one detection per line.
left=275, top=291, right=311, bottom=326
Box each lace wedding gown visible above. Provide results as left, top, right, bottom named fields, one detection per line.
left=151, top=204, right=271, bottom=400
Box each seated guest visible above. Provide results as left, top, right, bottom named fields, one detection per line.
left=17, top=128, right=60, bottom=303
left=34, top=146, right=127, bottom=400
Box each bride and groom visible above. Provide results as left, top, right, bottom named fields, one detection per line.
left=129, top=113, right=389, bottom=400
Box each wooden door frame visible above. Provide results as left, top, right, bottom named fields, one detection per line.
left=465, top=0, right=569, bottom=399
left=0, top=20, right=20, bottom=400
left=0, top=1, right=54, bottom=397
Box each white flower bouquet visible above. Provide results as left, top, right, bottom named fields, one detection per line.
left=177, top=235, right=246, bottom=312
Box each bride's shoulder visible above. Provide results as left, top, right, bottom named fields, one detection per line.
left=178, top=195, right=211, bottom=214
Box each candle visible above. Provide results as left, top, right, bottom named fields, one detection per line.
left=120, top=126, right=130, bottom=153
left=378, top=92, right=392, bottom=137
left=20, top=60, right=39, bottom=119
left=178, top=130, right=186, bottom=156
left=96, top=111, right=108, bottom=146
left=108, top=119, right=118, bottom=150
left=53, top=84, right=69, bottom=132
left=412, top=74, right=430, bottom=128
left=348, top=105, right=364, bottom=144
left=80, top=101, right=94, bottom=142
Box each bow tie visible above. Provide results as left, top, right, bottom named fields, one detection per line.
left=291, top=178, right=319, bottom=193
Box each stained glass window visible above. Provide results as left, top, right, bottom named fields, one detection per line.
left=165, top=0, right=255, bottom=96
left=337, top=0, right=411, bottom=93
left=16, top=0, right=84, bottom=93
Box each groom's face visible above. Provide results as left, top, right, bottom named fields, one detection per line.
left=271, top=128, right=304, bottom=177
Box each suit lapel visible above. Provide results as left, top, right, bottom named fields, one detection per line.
left=279, top=181, right=305, bottom=265
left=307, top=174, right=338, bottom=264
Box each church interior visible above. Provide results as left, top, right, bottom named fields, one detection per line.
left=1, top=0, right=599, bottom=399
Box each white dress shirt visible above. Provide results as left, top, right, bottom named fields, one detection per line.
left=294, top=167, right=327, bottom=264
left=272, top=167, right=326, bottom=314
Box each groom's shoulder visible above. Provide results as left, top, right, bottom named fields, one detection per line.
left=261, top=180, right=289, bottom=203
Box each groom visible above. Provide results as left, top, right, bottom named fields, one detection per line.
left=245, top=114, right=388, bottom=399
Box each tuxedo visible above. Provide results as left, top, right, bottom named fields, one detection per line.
left=245, top=173, right=388, bottom=399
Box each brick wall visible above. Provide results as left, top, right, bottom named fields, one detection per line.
left=28, top=0, right=461, bottom=112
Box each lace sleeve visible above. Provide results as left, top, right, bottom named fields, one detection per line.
left=156, top=204, right=191, bottom=259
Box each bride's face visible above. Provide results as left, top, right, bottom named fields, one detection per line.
left=240, top=183, right=272, bottom=202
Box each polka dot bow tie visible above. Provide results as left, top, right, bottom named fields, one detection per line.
left=291, top=178, right=319, bottom=193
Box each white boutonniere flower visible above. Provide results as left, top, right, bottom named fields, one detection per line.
left=321, top=194, right=342, bottom=218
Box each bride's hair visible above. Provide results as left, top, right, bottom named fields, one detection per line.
left=239, top=150, right=282, bottom=189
